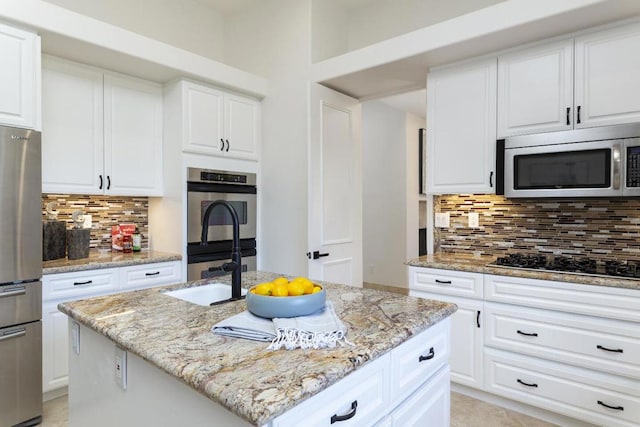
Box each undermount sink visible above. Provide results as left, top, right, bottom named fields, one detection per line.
left=164, top=283, right=247, bottom=306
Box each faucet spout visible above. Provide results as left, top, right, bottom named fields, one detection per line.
left=201, top=200, right=242, bottom=300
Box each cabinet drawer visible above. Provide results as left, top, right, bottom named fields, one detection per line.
left=485, top=274, right=640, bottom=322
left=43, top=268, right=118, bottom=301
left=409, top=267, right=483, bottom=298
left=390, top=318, right=449, bottom=405
left=485, top=348, right=640, bottom=427
left=120, top=261, right=181, bottom=291
left=272, top=353, right=390, bottom=427
left=485, top=302, right=640, bottom=379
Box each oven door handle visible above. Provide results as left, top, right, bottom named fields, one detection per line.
left=613, top=144, right=621, bottom=190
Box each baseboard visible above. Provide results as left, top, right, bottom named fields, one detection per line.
left=451, top=383, right=598, bottom=427
left=43, top=386, right=67, bottom=402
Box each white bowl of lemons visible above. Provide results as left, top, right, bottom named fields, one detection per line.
left=246, top=276, right=326, bottom=319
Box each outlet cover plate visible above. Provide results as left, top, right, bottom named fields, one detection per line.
left=114, top=346, right=127, bottom=390
left=468, top=212, right=479, bottom=228
left=435, top=212, right=450, bottom=228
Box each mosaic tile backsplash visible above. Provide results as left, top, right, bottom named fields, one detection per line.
left=434, top=194, right=640, bottom=262
left=42, top=194, right=149, bottom=251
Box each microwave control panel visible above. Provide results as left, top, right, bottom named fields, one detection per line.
left=627, top=145, right=640, bottom=188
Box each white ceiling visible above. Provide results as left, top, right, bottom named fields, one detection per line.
left=197, top=0, right=376, bottom=15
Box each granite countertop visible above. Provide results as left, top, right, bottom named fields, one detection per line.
left=407, top=253, right=640, bottom=291
left=58, top=271, right=456, bottom=426
left=43, top=250, right=182, bottom=275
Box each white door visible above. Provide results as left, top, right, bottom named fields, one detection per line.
left=575, top=22, right=640, bottom=128
left=224, top=93, right=259, bottom=160
left=41, top=56, right=104, bottom=194
left=103, top=73, right=163, bottom=196
left=497, top=39, right=574, bottom=137
left=308, top=83, right=362, bottom=287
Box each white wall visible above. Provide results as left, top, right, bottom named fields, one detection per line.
left=362, top=101, right=407, bottom=287
left=42, top=0, right=226, bottom=61
left=347, top=0, right=506, bottom=51
left=224, top=0, right=311, bottom=276
left=311, top=0, right=349, bottom=62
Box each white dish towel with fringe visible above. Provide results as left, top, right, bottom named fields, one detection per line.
left=212, top=301, right=352, bottom=350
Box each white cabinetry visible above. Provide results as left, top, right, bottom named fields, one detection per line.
left=272, top=319, right=450, bottom=427
left=0, top=21, right=39, bottom=129
left=409, top=268, right=483, bottom=389
left=180, top=80, right=259, bottom=160
left=42, top=261, right=181, bottom=393
left=426, top=58, right=497, bottom=194
left=498, top=21, right=640, bottom=137
left=497, top=39, right=573, bottom=137
left=42, top=56, right=163, bottom=196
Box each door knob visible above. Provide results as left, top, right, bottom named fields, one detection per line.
left=307, top=251, right=329, bottom=260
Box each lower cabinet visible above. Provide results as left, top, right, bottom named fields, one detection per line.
left=409, top=266, right=640, bottom=426
left=272, top=319, right=451, bottom=427
left=42, top=260, right=181, bottom=393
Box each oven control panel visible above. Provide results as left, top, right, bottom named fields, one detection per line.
left=187, top=168, right=256, bottom=186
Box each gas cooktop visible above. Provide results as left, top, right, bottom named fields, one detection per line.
left=488, top=253, right=640, bottom=279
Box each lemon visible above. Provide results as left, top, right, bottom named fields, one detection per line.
left=287, top=281, right=305, bottom=296
left=291, top=277, right=314, bottom=294
left=311, top=286, right=322, bottom=294
left=254, top=283, right=273, bottom=296
left=272, top=277, right=289, bottom=287
left=272, top=283, right=289, bottom=297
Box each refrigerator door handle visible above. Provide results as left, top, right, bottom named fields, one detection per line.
left=0, top=287, right=26, bottom=298
left=0, top=327, right=26, bottom=341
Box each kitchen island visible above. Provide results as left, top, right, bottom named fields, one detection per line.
left=58, top=271, right=457, bottom=427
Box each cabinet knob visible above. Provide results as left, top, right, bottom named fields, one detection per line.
left=225, top=139, right=230, bottom=152
left=220, top=138, right=225, bottom=151
left=99, top=174, right=103, bottom=190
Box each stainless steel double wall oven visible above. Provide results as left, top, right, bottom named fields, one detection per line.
left=186, top=168, right=257, bottom=281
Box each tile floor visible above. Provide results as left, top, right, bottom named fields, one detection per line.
left=40, top=392, right=557, bottom=426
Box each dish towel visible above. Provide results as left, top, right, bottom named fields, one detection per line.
left=212, top=301, right=353, bottom=350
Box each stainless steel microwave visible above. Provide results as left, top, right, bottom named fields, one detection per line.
left=496, top=123, right=640, bottom=198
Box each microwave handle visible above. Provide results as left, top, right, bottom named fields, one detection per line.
left=613, top=144, right=621, bottom=190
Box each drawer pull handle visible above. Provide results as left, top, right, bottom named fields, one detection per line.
left=145, top=271, right=161, bottom=276
left=517, top=379, right=538, bottom=388
left=517, top=330, right=538, bottom=337
left=597, top=345, right=623, bottom=353
left=0, top=287, right=26, bottom=298
left=419, top=347, right=435, bottom=362
left=73, top=280, right=93, bottom=286
left=0, top=328, right=26, bottom=342
left=597, top=400, right=623, bottom=411
left=330, top=400, right=357, bottom=424
left=435, top=279, right=452, bottom=284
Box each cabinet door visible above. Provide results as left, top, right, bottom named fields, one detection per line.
left=427, top=58, right=497, bottom=194
left=390, top=366, right=450, bottom=427
left=497, top=39, right=574, bottom=137
left=575, top=22, right=640, bottom=128
left=42, top=301, right=69, bottom=392
left=104, top=73, right=163, bottom=196
left=224, top=94, right=259, bottom=160
left=42, top=56, right=104, bottom=194
left=0, top=22, right=38, bottom=129
left=409, top=290, right=483, bottom=389
left=182, top=82, right=224, bottom=155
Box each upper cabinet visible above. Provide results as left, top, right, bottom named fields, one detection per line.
left=42, top=56, right=163, bottom=196
left=497, top=39, right=573, bottom=137
left=180, top=80, right=260, bottom=161
left=426, top=58, right=497, bottom=194
left=0, top=21, right=39, bottom=130
left=498, top=21, right=640, bottom=138
left=574, top=22, right=640, bottom=128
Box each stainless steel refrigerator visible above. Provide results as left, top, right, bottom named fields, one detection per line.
left=0, top=125, right=42, bottom=427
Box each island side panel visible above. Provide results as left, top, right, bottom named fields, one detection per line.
left=67, top=322, right=257, bottom=427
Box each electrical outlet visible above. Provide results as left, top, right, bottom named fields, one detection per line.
left=114, top=346, right=127, bottom=390
left=71, top=322, right=80, bottom=355
left=435, top=212, right=450, bottom=228
left=468, top=212, right=479, bottom=228
left=82, top=214, right=92, bottom=229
